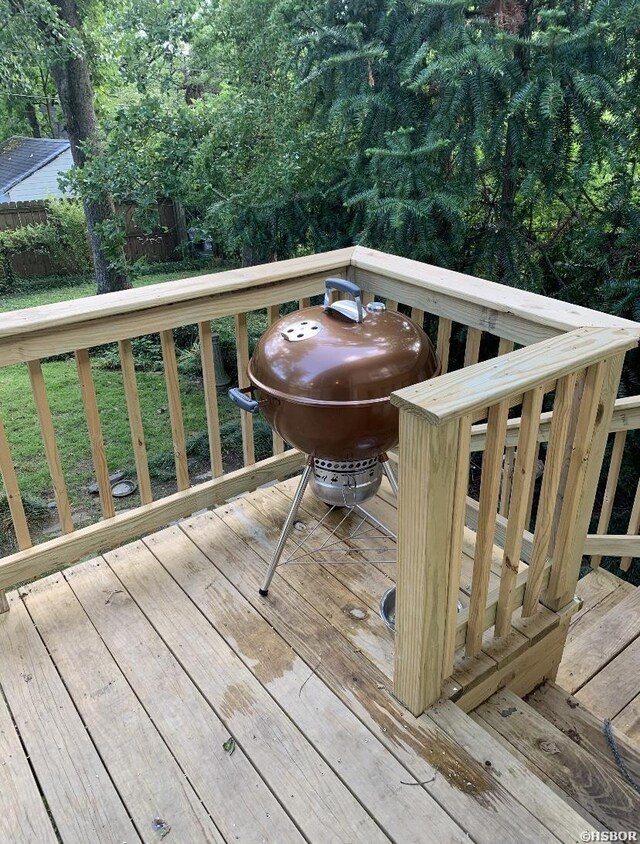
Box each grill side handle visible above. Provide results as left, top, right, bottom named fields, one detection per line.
left=229, top=387, right=259, bottom=414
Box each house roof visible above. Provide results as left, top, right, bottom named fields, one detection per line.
left=0, top=136, right=71, bottom=194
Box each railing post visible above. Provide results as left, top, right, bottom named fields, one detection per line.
left=394, top=409, right=460, bottom=715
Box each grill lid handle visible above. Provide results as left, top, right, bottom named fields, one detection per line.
left=324, top=277, right=364, bottom=323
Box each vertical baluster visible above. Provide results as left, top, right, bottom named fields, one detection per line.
left=442, top=415, right=472, bottom=679
left=620, top=478, right=640, bottom=572
left=298, top=297, right=311, bottom=310
left=464, top=327, right=482, bottom=368
left=499, top=446, right=515, bottom=516
left=495, top=386, right=544, bottom=637
left=160, top=330, right=190, bottom=491
left=466, top=399, right=510, bottom=656
left=27, top=360, right=73, bottom=534
left=544, top=355, right=625, bottom=611
left=522, top=373, right=578, bottom=616
left=197, top=322, right=224, bottom=479
left=267, top=306, right=285, bottom=455
left=436, top=318, right=452, bottom=374
left=498, top=337, right=515, bottom=357
left=234, top=312, right=256, bottom=466
left=591, top=430, right=627, bottom=569
left=410, top=307, right=424, bottom=329
left=362, top=292, right=375, bottom=308
left=118, top=339, right=153, bottom=504
left=75, top=349, right=115, bottom=519
left=0, top=413, right=32, bottom=550
left=385, top=299, right=399, bottom=312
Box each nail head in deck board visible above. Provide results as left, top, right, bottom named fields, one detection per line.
left=0, top=660, right=59, bottom=844
left=21, top=574, right=225, bottom=844
left=64, top=556, right=304, bottom=844
left=180, top=509, right=567, bottom=844
left=0, top=591, right=139, bottom=844
left=103, top=540, right=389, bottom=844
left=427, top=700, right=596, bottom=844
left=141, top=525, right=467, bottom=844
left=526, top=683, right=640, bottom=784
left=555, top=587, right=640, bottom=694
left=475, top=688, right=640, bottom=832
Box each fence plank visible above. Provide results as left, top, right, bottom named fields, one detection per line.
left=160, top=330, right=190, bottom=491
left=118, top=340, right=153, bottom=504
left=198, top=322, right=224, bottom=479
left=75, top=350, right=115, bottom=519
left=27, top=360, right=74, bottom=534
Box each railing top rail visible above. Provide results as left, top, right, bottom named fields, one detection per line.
left=352, top=246, right=638, bottom=335
left=0, top=247, right=356, bottom=341
left=391, top=326, right=640, bottom=425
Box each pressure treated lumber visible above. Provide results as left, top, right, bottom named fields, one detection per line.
left=197, top=321, right=224, bottom=477
left=475, top=688, right=640, bottom=832
left=620, top=477, right=640, bottom=572
left=0, top=660, right=59, bottom=844
left=0, top=591, right=138, bottom=844
left=181, top=509, right=562, bottom=844
left=395, top=410, right=460, bottom=713
left=141, top=526, right=466, bottom=844
left=392, top=327, right=637, bottom=425
left=0, top=412, right=31, bottom=550
left=266, top=305, right=285, bottom=454
left=75, top=349, right=115, bottom=518
left=66, top=557, right=304, bottom=844
left=160, top=329, right=190, bottom=490
left=590, top=429, right=627, bottom=568
left=234, top=311, right=255, bottom=466
left=104, top=541, right=389, bottom=844
left=0, top=448, right=305, bottom=592
left=22, top=574, right=225, bottom=844
left=118, top=338, right=152, bottom=503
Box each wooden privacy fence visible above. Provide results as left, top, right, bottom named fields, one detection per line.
left=0, top=199, right=180, bottom=277
left=0, top=246, right=638, bottom=716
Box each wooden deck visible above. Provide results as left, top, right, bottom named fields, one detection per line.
left=0, top=478, right=637, bottom=843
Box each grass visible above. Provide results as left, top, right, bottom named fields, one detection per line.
left=0, top=262, right=257, bottom=549
left=0, top=265, right=221, bottom=312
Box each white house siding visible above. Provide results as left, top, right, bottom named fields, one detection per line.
left=6, top=148, right=74, bottom=202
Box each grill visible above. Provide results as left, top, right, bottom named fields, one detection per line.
left=229, top=278, right=440, bottom=595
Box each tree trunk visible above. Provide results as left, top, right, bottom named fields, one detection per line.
left=48, top=0, right=131, bottom=294
left=24, top=101, right=41, bottom=138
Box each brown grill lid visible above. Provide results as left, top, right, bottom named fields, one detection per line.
left=249, top=302, right=439, bottom=405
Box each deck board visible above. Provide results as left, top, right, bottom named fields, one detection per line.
left=22, top=574, right=225, bottom=844
left=0, top=480, right=635, bottom=842
left=0, top=590, right=140, bottom=844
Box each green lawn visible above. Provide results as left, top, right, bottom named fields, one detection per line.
left=0, top=265, right=220, bottom=312
left=0, top=264, right=250, bottom=548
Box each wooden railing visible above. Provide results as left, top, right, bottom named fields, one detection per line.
left=390, top=327, right=637, bottom=714
left=0, top=246, right=638, bottom=719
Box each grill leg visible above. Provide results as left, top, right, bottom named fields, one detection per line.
left=259, top=463, right=313, bottom=596
left=381, top=457, right=398, bottom=497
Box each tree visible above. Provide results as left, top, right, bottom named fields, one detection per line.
left=0, top=0, right=131, bottom=293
